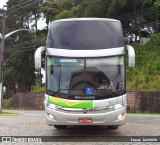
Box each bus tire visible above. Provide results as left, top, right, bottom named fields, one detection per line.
left=54, top=125, right=67, bottom=129
left=108, top=126, right=119, bottom=130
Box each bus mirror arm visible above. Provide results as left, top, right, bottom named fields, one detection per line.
left=34, top=46, right=46, bottom=68
left=126, top=45, right=135, bottom=67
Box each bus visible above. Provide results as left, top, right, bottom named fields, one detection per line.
left=35, top=18, right=135, bottom=130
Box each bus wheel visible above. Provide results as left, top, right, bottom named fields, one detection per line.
left=54, top=125, right=67, bottom=129
left=108, top=126, right=119, bottom=130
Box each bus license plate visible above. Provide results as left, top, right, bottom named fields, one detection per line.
left=78, top=118, right=92, bottom=123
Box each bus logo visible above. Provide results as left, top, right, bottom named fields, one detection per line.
left=83, top=108, right=88, bottom=113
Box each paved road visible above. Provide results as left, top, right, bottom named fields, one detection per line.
left=0, top=110, right=160, bottom=145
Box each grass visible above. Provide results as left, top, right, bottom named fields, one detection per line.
left=32, top=85, right=45, bottom=93
left=3, top=108, right=44, bottom=111
left=0, top=111, right=19, bottom=116
left=127, top=112, right=160, bottom=115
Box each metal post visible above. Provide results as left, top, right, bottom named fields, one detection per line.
left=0, top=10, right=6, bottom=112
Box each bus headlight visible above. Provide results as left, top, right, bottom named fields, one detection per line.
left=44, top=100, right=57, bottom=109
left=114, top=104, right=123, bottom=110
left=114, top=102, right=126, bottom=110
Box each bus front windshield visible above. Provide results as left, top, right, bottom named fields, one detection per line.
left=46, top=56, right=125, bottom=99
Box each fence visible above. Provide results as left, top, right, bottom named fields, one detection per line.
left=2, top=91, right=160, bottom=113
left=2, top=92, right=44, bottom=109
left=127, top=91, right=160, bottom=113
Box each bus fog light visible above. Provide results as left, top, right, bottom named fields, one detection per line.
left=48, top=114, right=55, bottom=120
left=116, top=113, right=125, bottom=120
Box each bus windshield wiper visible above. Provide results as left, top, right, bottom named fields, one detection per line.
left=110, top=90, right=118, bottom=96
left=96, top=89, right=118, bottom=95
left=46, top=89, right=59, bottom=96
left=47, top=89, right=69, bottom=96
left=52, top=90, right=60, bottom=95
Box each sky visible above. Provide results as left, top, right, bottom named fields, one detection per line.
left=0, top=0, right=47, bottom=30
left=0, top=0, right=8, bottom=9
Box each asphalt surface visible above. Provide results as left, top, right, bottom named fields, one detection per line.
left=0, top=110, right=160, bottom=145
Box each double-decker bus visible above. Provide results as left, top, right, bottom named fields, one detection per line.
left=35, top=18, right=135, bottom=130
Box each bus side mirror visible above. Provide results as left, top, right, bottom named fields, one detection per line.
left=126, top=45, right=135, bottom=67
left=34, top=46, right=46, bottom=68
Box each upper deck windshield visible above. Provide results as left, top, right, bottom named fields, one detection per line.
left=47, top=20, right=124, bottom=50
left=46, top=56, right=125, bottom=100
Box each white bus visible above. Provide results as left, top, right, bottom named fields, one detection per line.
left=35, top=18, right=135, bottom=130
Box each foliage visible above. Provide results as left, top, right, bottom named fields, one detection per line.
left=2, top=0, right=160, bottom=99
left=55, top=10, right=74, bottom=19
left=154, top=0, right=160, bottom=7
left=126, top=34, right=160, bottom=91
left=41, top=0, right=63, bottom=24
left=2, top=0, right=46, bottom=98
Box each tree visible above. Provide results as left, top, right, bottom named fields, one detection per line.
left=106, top=0, right=126, bottom=17
left=41, top=0, right=63, bottom=24
left=2, top=0, right=46, bottom=98
left=154, top=0, right=160, bottom=7
left=116, top=0, right=159, bottom=43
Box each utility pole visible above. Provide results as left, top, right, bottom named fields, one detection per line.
left=0, top=10, right=6, bottom=113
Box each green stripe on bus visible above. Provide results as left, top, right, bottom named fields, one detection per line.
left=48, top=96, right=93, bottom=108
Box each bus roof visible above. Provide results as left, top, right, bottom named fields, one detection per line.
left=52, top=18, right=120, bottom=24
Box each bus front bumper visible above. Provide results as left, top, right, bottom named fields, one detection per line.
left=45, top=106, right=127, bottom=126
